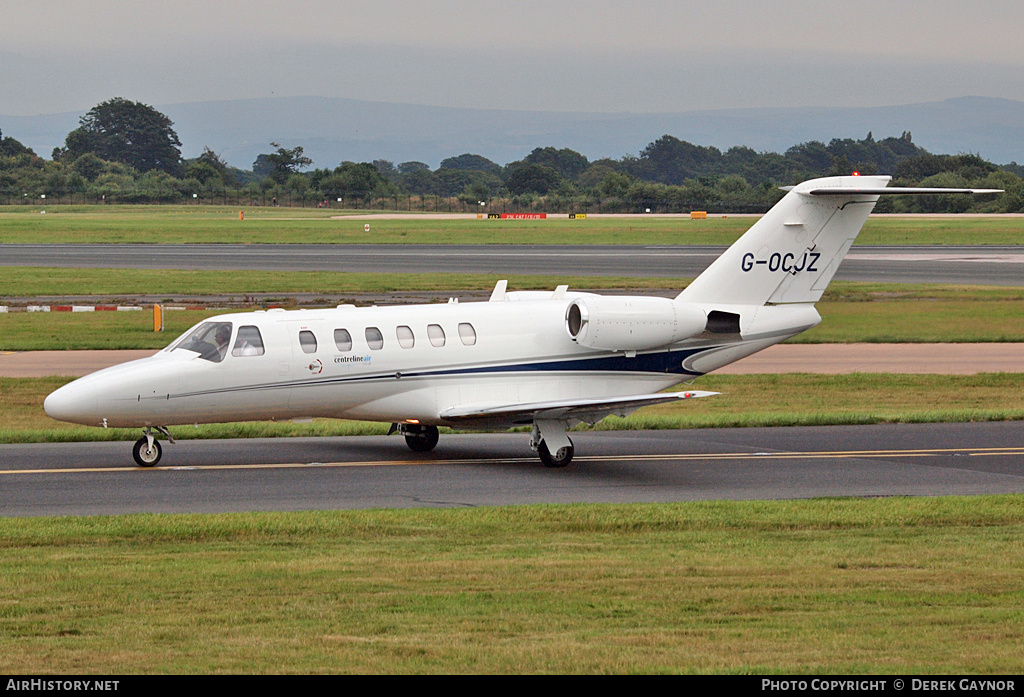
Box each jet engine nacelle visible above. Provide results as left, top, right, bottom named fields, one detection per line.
left=565, top=296, right=707, bottom=351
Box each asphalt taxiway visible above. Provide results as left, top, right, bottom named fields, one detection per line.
left=2, top=422, right=1022, bottom=516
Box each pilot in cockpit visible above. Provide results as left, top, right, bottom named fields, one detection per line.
left=214, top=325, right=231, bottom=360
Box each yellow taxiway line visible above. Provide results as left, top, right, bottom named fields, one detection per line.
left=3, top=445, right=1023, bottom=476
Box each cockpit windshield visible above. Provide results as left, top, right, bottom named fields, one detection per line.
left=167, top=321, right=233, bottom=362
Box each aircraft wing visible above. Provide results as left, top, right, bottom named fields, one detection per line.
left=439, top=391, right=718, bottom=428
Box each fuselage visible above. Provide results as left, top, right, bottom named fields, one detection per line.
left=42, top=290, right=816, bottom=430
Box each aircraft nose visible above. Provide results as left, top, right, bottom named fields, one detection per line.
left=44, top=382, right=99, bottom=425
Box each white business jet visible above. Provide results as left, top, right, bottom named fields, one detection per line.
left=44, top=175, right=999, bottom=467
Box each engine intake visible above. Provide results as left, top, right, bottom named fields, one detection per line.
left=566, top=296, right=707, bottom=351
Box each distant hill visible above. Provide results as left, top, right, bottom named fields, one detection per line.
left=3, top=96, right=1023, bottom=170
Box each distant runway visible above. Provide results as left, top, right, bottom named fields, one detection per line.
left=2, top=244, right=1023, bottom=285
left=1, top=423, right=1022, bottom=516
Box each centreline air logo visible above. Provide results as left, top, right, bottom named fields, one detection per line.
left=741, top=250, right=820, bottom=273
left=334, top=355, right=372, bottom=365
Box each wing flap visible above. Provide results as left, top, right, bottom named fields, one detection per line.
left=439, top=391, right=718, bottom=427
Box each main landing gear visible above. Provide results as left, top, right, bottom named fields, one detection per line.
left=391, top=419, right=576, bottom=467
left=132, top=426, right=173, bottom=467
left=531, top=419, right=574, bottom=468
left=390, top=423, right=440, bottom=453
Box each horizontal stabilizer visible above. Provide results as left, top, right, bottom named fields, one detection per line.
left=440, top=391, right=717, bottom=427
left=804, top=187, right=1003, bottom=196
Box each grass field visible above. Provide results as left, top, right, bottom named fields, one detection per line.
left=2, top=267, right=688, bottom=301
left=1, top=205, right=1023, bottom=245
left=1, top=498, right=1022, bottom=674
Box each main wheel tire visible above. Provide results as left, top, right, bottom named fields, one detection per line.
left=538, top=438, right=574, bottom=468
left=405, top=425, right=440, bottom=453
left=132, top=437, right=162, bottom=467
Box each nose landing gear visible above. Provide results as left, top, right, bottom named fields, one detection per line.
left=132, top=426, right=173, bottom=467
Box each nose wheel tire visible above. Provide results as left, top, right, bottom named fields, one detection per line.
left=538, top=438, right=574, bottom=468
left=132, top=437, right=163, bottom=467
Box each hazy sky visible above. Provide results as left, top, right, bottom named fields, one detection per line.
left=2, top=0, right=1022, bottom=116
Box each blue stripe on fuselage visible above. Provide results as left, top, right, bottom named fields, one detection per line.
left=416, top=345, right=712, bottom=379
left=168, top=346, right=717, bottom=400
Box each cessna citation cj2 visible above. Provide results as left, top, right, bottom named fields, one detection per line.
left=45, top=175, right=999, bottom=467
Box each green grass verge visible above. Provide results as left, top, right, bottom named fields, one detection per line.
left=5, top=374, right=1023, bottom=444
left=0, top=267, right=685, bottom=302
left=1, top=205, right=1023, bottom=244
left=3, top=281, right=1023, bottom=350
left=0, top=497, right=1022, bottom=673
left=796, top=299, right=1024, bottom=343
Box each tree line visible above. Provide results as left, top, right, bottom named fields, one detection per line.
left=1, top=97, right=1021, bottom=213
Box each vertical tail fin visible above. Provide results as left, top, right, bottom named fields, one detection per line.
left=678, top=175, right=887, bottom=306
left=678, top=175, right=1001, bottom=307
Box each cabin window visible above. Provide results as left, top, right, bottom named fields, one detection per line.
left=231, top=325, right=265, bottom=357
left=334, top=328, right=353, bottom=352
left=169, top=321, right=233, bottom=363
left=299, top=330, right=318, bottom=354
left=365, top=327, right=384, bottom=350
left=396, top=325, right=415, bottom=349
left=427, top=324, right=446, bottom=347
left=458, top=322, right=477, bottom=346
